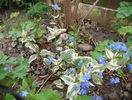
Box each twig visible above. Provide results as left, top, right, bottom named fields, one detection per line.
left=36, top=74, right=53, bottom=93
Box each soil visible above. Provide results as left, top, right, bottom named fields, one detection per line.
left=0, top=10, right=131, bottom=100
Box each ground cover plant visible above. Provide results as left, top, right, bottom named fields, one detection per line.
left=0, top=0, right=132, bottom=100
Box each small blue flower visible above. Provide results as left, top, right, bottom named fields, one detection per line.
left=74, top=85, right=79, bottom=91
left=125, top=52, right=131, bottom=57
left=80, top=89, right=87, bottom=95
left=98, top=72, right=103, bottom=78
left=4, top=66, right=13, bottom=72
left=110, top=78, right=115, bottom=84
left=69, top=37, right=74, bottom=42
left=92, top=95, right=96, bottom=100
left=70, top=68, right=76, bottom=72
left=78, top=60, right=84, bottom=66
left=114, top=77, right=120, bottom=83
left=47, top=57, right=54, bottom=64
left=98, top=56, right=107, bottom=65
left=81, top=81, right=91, bottom=89
left=66, top=72, right=70, bottom=76
left=50, top=4, right=61, bottom=10
left=97, top=96, right=103, bottom=100
left=82, top=74, right=91, bottom=80
left=108, top=44, right=114, bottom=49
left=99, top=56, right=104, bottom=61
left=20, top=90, right=29, bottom=97
left=101, top=60, right=108, bottom=65
left=128, top=64, right=132, bottom=70
left=110, top=77, right=120, bottom=84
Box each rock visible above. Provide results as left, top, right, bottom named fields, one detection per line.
left=60, top=33, right=69, bottom=40
left=124, top=91, right=129, bottom=97
left=108, top=91, right=120, bottom=100
left=78, top=43, right=93, bottom=51
left=126, top=83, right=131, bottom=91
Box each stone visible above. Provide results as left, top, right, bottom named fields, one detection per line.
left=60, top=33, right=69, bottom=40
left=78, top=43, right=93, bottom=51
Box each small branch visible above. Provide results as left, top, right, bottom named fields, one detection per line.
left=36, top=74, right=53, bottom=93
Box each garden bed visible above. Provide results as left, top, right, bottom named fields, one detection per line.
left=0, top=1, right=132, bottom=100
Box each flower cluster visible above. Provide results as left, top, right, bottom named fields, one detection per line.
left=50, top=4, right=61, bottom=10
left=78, top=59, right=84, bottom=66
left=82, top=73, right=91, bottom=80
left=108, top=42, right=127, bottom=51
left=80, top=81, right=91, bottom=95
left=98, top=56, right=108, bottom=65
left=110, top=77, right=120, bottom=84
left=20, top=90, right=29, bottom=97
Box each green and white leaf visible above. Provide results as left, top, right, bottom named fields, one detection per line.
left=92, top=74, right=103, bottom=85
left=105, top=48, right=114, bottom=59
left=40, top=49, right=55, bottom=56
left=66, top=83, right=80, bottom=100
left=60, top=49, right=77, bottom=63
left=54, top=79, right=64, bottom=89
left=61, top=74, right=75, bottom=86
left=107, top=59, right=121, bottom=70
left=25, top=42, right=39, bottom=52
left=47, top=27, right=66, bottom=41
left=29, top=54, right=38, bottom=64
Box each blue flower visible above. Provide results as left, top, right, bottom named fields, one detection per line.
left=110, top=77, right=120, bottom=84
left=99, top=56, right=104, bottom=61
left=81, top=81, right=91, bottom=89
left=20, top=90, right=29, bottom=97
left=92, top=95, right=96, bottom=100
left=69, top=37, right=74, bottom=42
left=98, top=56, right=107, bottom=65
left=66, top=72, right=70, bottom=76
left=82, top=74, right=91, bottom=80
left=98, top=72, right=103, bottom=78
left=97, top=96, right=103, bottom=100
left=47, top=57, right=54, bottom=64
left=108, top=42, right=128, bottom=51
left=70, top=68, right=76, bottom=72
left=110, top=78, right=115, bottom=84
left=101, top=60, right=108, bottom=65
left=4, top=66, right=13, bottom=72
left=128, top=64, right=132, bottom=70
left=50, top=4, right=61, bottom=10
left=80, top=89, right=87, bottom=95
left=78, top=60, right=84, bottom=66
left=125, top=52, right=131, bottom=57
left=114, top=77, right=120, bottom=83
left=74, top=85, right=79, bottom=91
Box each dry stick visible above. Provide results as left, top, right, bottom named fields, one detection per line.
left=72, top=0, right=80, bottom=24
left=78, top=0, right=100, bottom=27
left=36, top=74, right=53, bottom=93
left=54, top=0, right=63, bottom=27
